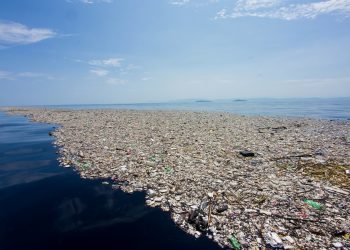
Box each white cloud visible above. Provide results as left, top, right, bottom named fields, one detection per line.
left=216, top=0, right=350, bottom=20
left=170, top=0, right=219, bottom=7
left=67, top=0, right=113, bottom=4
left=90, top=68, right=109, bottom=76
left=18, top=72, right=44, bottom=77
left=235, top=0, right=280, bottom=10
left=88, top=58, right=123, bottom=67
left=0, top=21, right=56, bottom=46
left=171, top=0, right=190, bottom=5
left=125, top=64, right=140, bottom=70
left=141, top=77, right=153, bottom=81
left=106, top=77, right=126, bottom=85
left=0, top=70, right=13, bottom=80
left=0, top=70, right=57, bottom=81
left=103, top=58, right=123, bottom=67
left=20, top=72, right=57, bottom=80
left=75, top=57, right=136, bottom=84
left=284, top=76, right=350, bottom=85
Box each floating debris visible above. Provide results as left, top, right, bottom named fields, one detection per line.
left=147, top=189, right=157, bottom=198
left=228, top=235, right=241, bottom=250
left=304, top=199, right=323, bottom=210
left=216, top=203, right=228, bottom=213
left=332, top=242, right=343, bottom=248
left=164, top=165, right=173, bottom=173
left=264, top=232, right=284, bottom=249
left=120, top=165, right=127, bottom=171
left=239, top=150, right=255, bottom=157
left=6, top=108, right=350, bottom=249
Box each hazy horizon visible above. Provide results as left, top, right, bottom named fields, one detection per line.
left=2, top=96, right=350, bottom=107
left=1, top=0, right=350, bottom=105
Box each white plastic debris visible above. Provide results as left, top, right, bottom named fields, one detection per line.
left=120, top=165, right=127, bottom=171
left=284, top=235, right=295, bottom=244
left=332, top=242, right=343, bottom=248
left=207, top=192, right=214, bottom=198
left=147, top=189, right=157, bottom=198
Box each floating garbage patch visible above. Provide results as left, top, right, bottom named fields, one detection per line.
left=7, top=108, right=350, bottom=249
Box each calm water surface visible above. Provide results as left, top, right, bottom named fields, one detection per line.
left=0, top=112, right=223, bottom=250
left=43, top=98, right=350, bottom=120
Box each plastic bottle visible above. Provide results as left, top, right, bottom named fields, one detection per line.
left=228, top=235, right=241, bottom=250
left=304, top=199, right=323, bottom=210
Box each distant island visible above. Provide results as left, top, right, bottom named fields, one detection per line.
left=233, top=99, right=247, bottom=102
left=195, top=100, right=212, bottom=103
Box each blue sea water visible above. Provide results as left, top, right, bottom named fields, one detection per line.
left=0, top=112, right=222, bottom=250
left=41, top=98, right=350, bottom=120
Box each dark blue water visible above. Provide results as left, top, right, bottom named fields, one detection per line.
left=35, top=97, right=350, bottom=120
left=0, top=112, right=223, bottom=250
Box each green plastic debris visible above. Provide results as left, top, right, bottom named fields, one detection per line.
left=164, top=166, right=173, bottom=173
left=82, top=163, right=91, bottom=170
left=228, top=235, right=241, bottom=250
left=304, top=199, right=323, bottom=210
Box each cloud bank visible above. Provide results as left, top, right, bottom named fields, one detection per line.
left=216, top=0, right=350, bottom=20
left=88, top=58, right=123, bottom=67
left=0, top=21, right=56, bottom=46
left=0, top=70, right=13, bottom=80
left=90, top=69, right=109, bottom=76
left=0, top=70, right=57, bottom=81
left=170, top=0, right=190, bottom=6
left=79, top=57, right=133, bottom=85
left=66, top=0, right=113, bottom=4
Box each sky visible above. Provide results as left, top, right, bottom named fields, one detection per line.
left=0, top=0, right=350, bottom=105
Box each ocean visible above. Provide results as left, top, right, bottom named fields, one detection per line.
left=42, top=97, right=350, bottom=120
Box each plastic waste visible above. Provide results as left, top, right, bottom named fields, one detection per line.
left=188, top=209, right=199, bottom=224
left=264, top=232, right=284, bottom=249
left=164, top=165, right=173, bottom=173
left=146, top=189, right=157, bottom=198
left=304, top=199, right=323, bottom=210
left=239, top=150, right=254, bottom=157
left=216, top=203, right=228, bottom=213
left=82, top=163, right=91, bottom=169
left=344, top=233, right=350, bottom=240
left=120, top=165, right=127, bottom=171
left=195, top=216, right=208, bottom=232
left=332, top=242, right=343, bottom=248
left=187, top=208, right=208, bottom=232
left=228, top=235, right=241, bottom=250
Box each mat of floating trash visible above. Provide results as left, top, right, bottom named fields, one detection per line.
left=7, top=108, right=350, bottom=249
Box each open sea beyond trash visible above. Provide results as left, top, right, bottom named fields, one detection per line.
left=43, top=97, right=350, bottom=120
left=0, top=98, right=349, bottom=249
